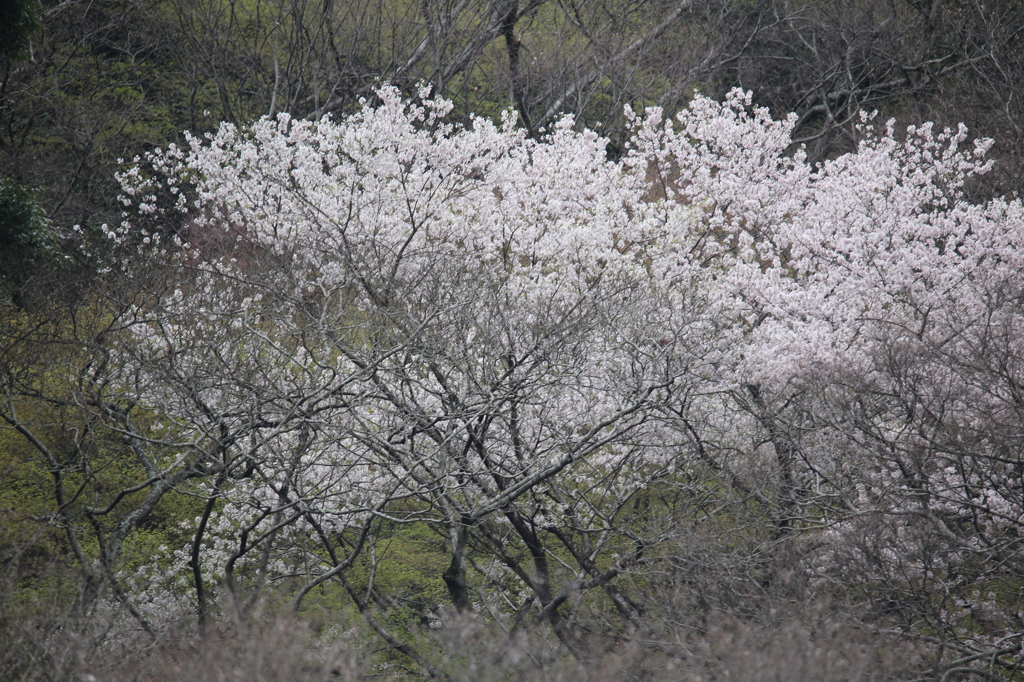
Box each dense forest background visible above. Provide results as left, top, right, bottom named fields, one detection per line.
left=2, top=0, right=1024, bottom=680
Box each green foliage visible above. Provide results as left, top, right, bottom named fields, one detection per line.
left=0, top=177, right=52, bottom=292
left=0, top=0, right=38, bottom=61
left=0, top=0, right=223, bottom=235
left=355, top=517, right=451, bottom=630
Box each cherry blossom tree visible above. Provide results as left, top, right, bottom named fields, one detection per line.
left=626, top=93, right=1024, bottom=672
left=37, top=82, right=1022, bottom=674
left=108, top=86, right=733, bottom=665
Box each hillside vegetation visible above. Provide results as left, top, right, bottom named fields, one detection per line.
left=2, top=1, right=1023, bottom=680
